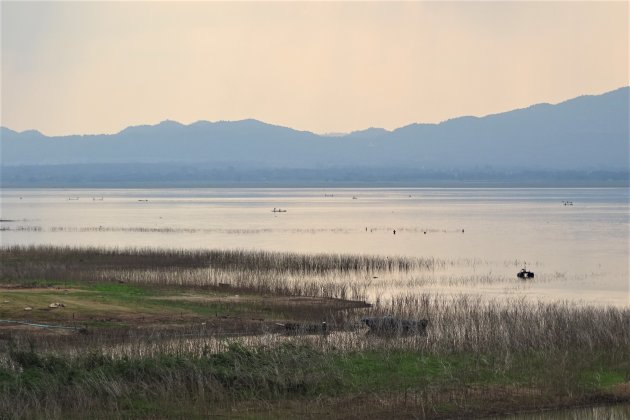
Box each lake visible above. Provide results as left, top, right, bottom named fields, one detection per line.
left=1, top=188, right=628, bottom=307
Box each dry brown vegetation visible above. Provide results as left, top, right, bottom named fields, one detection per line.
left=0, top=245, right=628, bottom=418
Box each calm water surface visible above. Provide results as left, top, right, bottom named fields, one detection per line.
left=1, top=188, right=628, bottom=306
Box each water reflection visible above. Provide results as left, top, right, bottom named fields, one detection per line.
left=1, top=188, right=628, bottom=306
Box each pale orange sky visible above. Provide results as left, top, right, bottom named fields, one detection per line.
left=1, top=1, right=628, bottom=136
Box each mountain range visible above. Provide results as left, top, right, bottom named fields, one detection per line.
left=1, top=87, right=628, bottom=186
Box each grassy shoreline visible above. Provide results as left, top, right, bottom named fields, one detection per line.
left=1, top=246, right=628, bottom=418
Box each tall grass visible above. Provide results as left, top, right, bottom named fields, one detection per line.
left=0, top=245, right=437, bottom=301
left=0, top=246, right=542, bottom=303
left=0, top=245, right=628, bottom=418
left=1, top=293, right=628, bottom=418
left=3, top=292, right=627, bottom=363
left=1, top=244, right=427, bottom=273
left=366, top=294, right=629, bottom=356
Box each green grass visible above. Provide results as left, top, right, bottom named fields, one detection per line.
left=333, top=350, right=630, bottom=399
left=0, top=280, right=304, bottom=328
left=0, top=343, right=627, bottom=419
left=82, top=282, right=290, bottom=320
left=580, top=369, right=628, bottom=390
left=336, top=351, right=456, bottom=391
left=89, top=282, right=151, bottom=296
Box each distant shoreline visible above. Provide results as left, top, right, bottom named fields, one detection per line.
left=2, top=180, right=628, bottom=189
left=3, top=161, right=628, bottom=189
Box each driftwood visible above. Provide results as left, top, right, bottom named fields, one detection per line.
left=361, top=316, right=428, bottom=336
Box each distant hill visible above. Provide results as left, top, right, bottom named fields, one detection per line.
left=1, top=87, right=628, bottom=186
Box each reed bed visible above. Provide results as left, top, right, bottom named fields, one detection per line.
left=5, top=293, right=625, bottom=359
left=1, top=244, right=428, bottom=273
left=0, top=245, right=627, bottom=418
left=0, top=292, right=627, bottom=418
left=366, top=294, right=629, bottom=356
left=0, top=225, right=352, bottom=234
left=0, top=246, right=541, bottom=304
left=0, top=225, right=469, bottom=235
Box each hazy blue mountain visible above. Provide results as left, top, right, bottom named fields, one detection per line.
left=344, top=127, right=390, bottom=140
left=2, top=87, right=628, bottom=186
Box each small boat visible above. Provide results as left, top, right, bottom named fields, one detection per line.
left=352, top=196, right=358, bottom=200
left=517, top=270, right=534, bottom=279
left=272, top=208, right=287, bottom=213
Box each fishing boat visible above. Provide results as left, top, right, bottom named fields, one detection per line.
left=517, top=268, right=534, bottom=279
left=272, top=208, right=287, bottom=213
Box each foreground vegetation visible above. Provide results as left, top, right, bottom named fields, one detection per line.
left=2, top=342, right=628, bottom=419
left=0, top=246, right=628, bottom=418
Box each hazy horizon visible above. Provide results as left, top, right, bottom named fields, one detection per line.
left=2, top=85, right=628, bottom=137
left=2, top=1, right=628, bottom=136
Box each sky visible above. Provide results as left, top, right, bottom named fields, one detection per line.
left=1, top=1, right=628, bottom=136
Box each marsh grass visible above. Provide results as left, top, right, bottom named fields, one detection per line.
left=0, top=224, right=470, bottom=235
left=1, top=244, right=426, bottom=272
left=0, top=245, right=437, bottom=303
left=0, top=246, right=628, bottom=418
left=0, top=329, right=627, bottom=419
left=0, top=246, right=547, bottom=304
